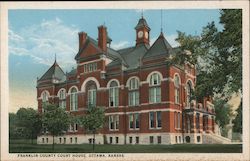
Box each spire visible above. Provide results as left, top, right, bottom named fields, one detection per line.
left=160, top=9, right=163, bottom=33
left=141, top=9, right=144, bottom=18
left=54, top=53, right=57, bottom=63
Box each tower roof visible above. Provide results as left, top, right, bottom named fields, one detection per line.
left=135, top=17, right=151, bottom=31
left=38, top=60, right=66, bottom=82
left=143, top=33, right=175, bottom=59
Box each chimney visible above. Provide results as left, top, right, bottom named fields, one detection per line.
left=98, top=25, right=107, bottom=52
left=78, top=32, right=87, bottom=52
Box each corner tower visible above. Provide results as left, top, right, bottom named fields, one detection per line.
left=135, top=16, right=151, bottom=46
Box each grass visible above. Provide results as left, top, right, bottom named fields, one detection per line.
left=9, top=139, right=242, bottom=153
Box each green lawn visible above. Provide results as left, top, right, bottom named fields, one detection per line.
left=9, top=139, right=242, bottom=153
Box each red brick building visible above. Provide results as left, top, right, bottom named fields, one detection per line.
left=37, top=16, right=216, bottom=145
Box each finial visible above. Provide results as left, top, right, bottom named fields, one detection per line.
left=54, top=53, right=57, bottom=63
left=160, top=9, right=163, bottom=33
left=141, top=9, right=144, bottom=18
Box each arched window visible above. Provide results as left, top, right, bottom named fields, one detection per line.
left=128, top=78, right=139, bottom=106
left=58, top=89, right=66, bottom=109
left=42, top=91, right=49, bottom=103
left=186, top=81, right=193, bottom=107
left=41, top=91, right=49, bottom=112
left=149, top=73, right=161, bottom=103
left=70, top=87, right=78, bottom=111
left=87, top=81, right=97, bottom=108
left=109, top=81, right=119, bottom=107
left=174, top=75, right=180, bottom=104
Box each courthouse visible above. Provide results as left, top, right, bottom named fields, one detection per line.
left=37, top=16, right=222, bottom=145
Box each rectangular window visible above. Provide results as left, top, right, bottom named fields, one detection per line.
left=129, top=91, right=139, bottom=106
left=135, top=113, right=140, bottom=129
left=84, top=64, right=87, bottom=73
left=149, top=112, right=154, bottom=128
left=93, top=63, right=97, bottom=71
left=70, top=138, right=72, bottom=143
left=129, top=114, right=134, bottom=129
left=59, top=138, right=62, bottom=144
left=175, top=136, right=178, bottom=143
left=129, top=137, right=133, bottom=144
left=115, top=115, right=119, bottom=130
left=46, top=138, right=48, bottom=143
left=116, top=137, right=119, bottom=144
left=157, top=136, right=162, bottom=144
left=136, top=137, right=139, bottom=144
left=149, top=87, right=161, bottom=103
left=156, top=111, right=162, bottom=128
left=149, top=136, right=154, bottom=144
left=110, top=88, right=119, bottom=107
left=88, top=89, right=96, bottom=107
left=109, top=116, right=114, bottom=130
left=75, top=137, right=77, bottom=143
left=64, top=138, right=66, bottom=144
left=110, top=137, right=113, bottom=144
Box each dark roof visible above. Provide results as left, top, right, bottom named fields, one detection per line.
left=39, top=61, right=66, bottom=82
left=118, top=44, right=149, bottom=69
left=135, top=17, right=150, bottom=31
left=67, top=68, right=77, bottom=75
left=143, top=33, right=175, bottom=59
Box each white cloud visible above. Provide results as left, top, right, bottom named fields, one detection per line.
left=9, top=17, right=79, bottom=70
left=111, top=41, right=130, bottom=50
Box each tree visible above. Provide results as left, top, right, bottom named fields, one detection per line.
left=15, top=108, right=42, bottom=143
left=232, top=100, right=242, bottom=133
left=78, top=106, right=105, bottom=152
left=173, top=9, right=242, bottom=100
left=42, top=103, right=71, bottom=150
left=213, top=98, right=233, bottom=129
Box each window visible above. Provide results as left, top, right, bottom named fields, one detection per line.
left=58, top=89, right=66, bottom=109
left=109, top=81, right=119, bottom=107
left=136, top=137, right=139, bottom=144
left=179, top=136, right=182, bottom=143
left=41, top=91, right=49, bottom=112
left=129, top=137, right=133, bottom=144
left=75, top=137, right=77, bottom=144
left=46, top=138, right=48, bottom=143
left=70, top=138, right=72, bottom=143
left=149, top=136, right=154, bottom=144
left=70, top=87, right=78, bottom=111
left=174, top=112, right=177, bottom=129
left=196, top=113, right=200, bottom=129
left=157, top=136, right=161, bottom=144
left=174, top=75, right=180, bottom=104
left=87, top=83, right=96, bottom=108
left=128, top=78, right=139, bottom=106
left=116, top=137, right=119, bottom=144
left=109, top=115, right=119, bottom=130
left=59, top=138, right=62, bottom=144
left=110, top=137, right=113, bottom=144
left=156, top=111, right=162, bottom=128
left=69, top=123, right=78, bottom=132
left=129, top=114, right=134, bottom=129
left=135, top=113, right=140, bottom=129
left=177, top=112, right=181, bottom=129
left=64, top=138, right=66, bottom=144
left=175, top=136, right=178, bottom=143
left=186, top=81, right=193, bottom=107
left=149, top=112, right=154, bottom=128
left=149, top=73, right=161, bottom=103
left=84, top=62, right=97, bottom=73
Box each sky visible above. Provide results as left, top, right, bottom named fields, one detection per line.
left=8, top=9, right=222, bottom=113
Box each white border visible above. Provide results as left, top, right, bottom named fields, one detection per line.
left=0, top=1, right=249, bottom=161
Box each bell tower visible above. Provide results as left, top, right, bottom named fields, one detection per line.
left=135, top=15, right=150, bottom=46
